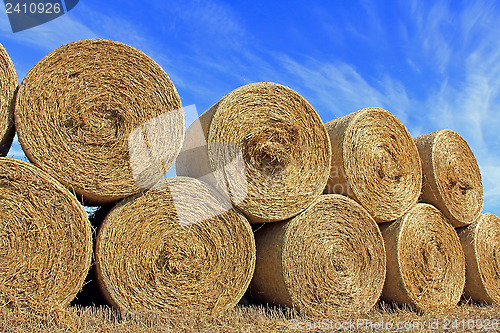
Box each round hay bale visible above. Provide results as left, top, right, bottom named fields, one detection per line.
left=0, top=157, right=92, bottom=313
left=95, top=177, right=256, bottom=314
left=176, top=82, right=331, bottom=223
left=324, top=107, right=422, bottom=223
left=0, top=43, right=18, bottom=156
left=14, top=39, right=184, bottom=205
left=380, top=203, right=465, bottom=311
left=414, top=129, right=483, bottom=227
left=458, top=213, right=500, bottom=304
left=249, top=194, right=386, bottom=316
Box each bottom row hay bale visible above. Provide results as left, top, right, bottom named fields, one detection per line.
left=0, top=158, right=92, bottom=313
left=249, top=194, right=386, bottom=316
left=459, top=213, right=500, bottom=305
left=95, top=177, right=256, bottom=315
left=380, top=203, right=465, bottom=311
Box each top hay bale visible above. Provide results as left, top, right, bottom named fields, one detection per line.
left=0, top=43, right=18, bottom=156
left=324, top=107, right=422, bottom=223
left=15, top=39, right=184, bottom=205
left=177, top=82, right=332, bottom=223
left=414, top=129, right=483, bottom=227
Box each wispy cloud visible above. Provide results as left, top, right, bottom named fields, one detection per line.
left=0, top=11, right=97, bottom=52
left=278, top=55, right=412, bottom=123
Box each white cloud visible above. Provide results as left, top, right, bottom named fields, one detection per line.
left=278, top=55, right=412, bottom=122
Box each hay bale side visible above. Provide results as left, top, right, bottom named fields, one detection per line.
left=324, top=107, right=422, bottom=223
left=95, top=177, right=256, bottom=315
left=177, top=82, right=332, bottom=223
left=414, top=129, right=483, bottom=227
left=0, top=157, right=92, bottom=314
left=249, top=194, right=386, bottom=316
left=0, top=43, right=18, bottom=156
left=380, top=203, right=465, bottom=311
left=458, top=213, right=500, bottom=304
left=14, top=39, right=184, bottom=205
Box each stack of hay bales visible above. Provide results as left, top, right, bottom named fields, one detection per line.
left=2, top=37, right=499, bottom=318
left=178, top=85, right=388, bottom=316
left=5, top=39, right=257, bottom=317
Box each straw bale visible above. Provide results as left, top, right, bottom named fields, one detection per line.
left=0, top=43, right=18, bottom=156
left=250, top=194, right=386, bottom=316
left=95, top=177, right=255, bottom=314
left=414, top=129, right=483, bottom=227
left=0, top=157, right=92, bottom=313
left=15, top=39, right=184, bottom=204
left=380, top=203, right=465, bottom=311
left=177, top=82, right=331, bottom=223
left=324, top=107, right=422, bottom=223
left=458, top=213, right=500, bottom=304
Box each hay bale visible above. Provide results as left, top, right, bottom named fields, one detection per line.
left=414, top=129, right=483, bottom=227
left=0, top=43, right=18, bottom=156
left=380, top=203, right=465, bottom=311
left=249, top=194, right=386, bottom=316
left=14, top=39, right=184, bottom=205
left=0, top=157, right=92, bottom=313
left=95, top=177, right=256, bottom=315
left=458, top=213, right=500, bottom=304
left=324, top=107, right=422, bottom=223
left=176, top=82, right=331, bottom=223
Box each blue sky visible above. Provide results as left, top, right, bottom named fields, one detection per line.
left=1, top=0, right=499, bottom=216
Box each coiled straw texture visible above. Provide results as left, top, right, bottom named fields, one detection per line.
left=0, top=43, right=17, bottom=156
left=0, top=158, right=92, bottom=314
left=380, top=203, right=465, bottom=311
left=250, top=194, right=386, bottom=316
left=177, top=82, right=331, bottom=223
left=458, top=213, right=500, bottom=305
left=15, top=39, right=184, bottom=204
left=324, top=107, right=422, bottom=223
left=414, top=129, right=483, bottom=227
left=95, top=177, right=256, bottom=315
